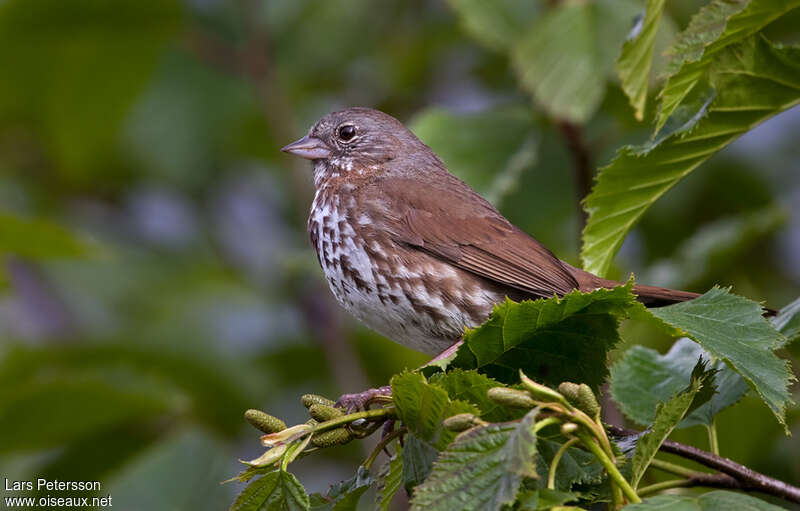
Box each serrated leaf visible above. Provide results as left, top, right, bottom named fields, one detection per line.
left=517, top=488, right=577, bottom=510
left=512, top=0, right=640, bottom=123
left=391, top=371, right=478, bottom=449
left=610, top=338, right=749, bottom=428
left=429, top=370, right=525, bottom=422
left=582, top=35, right=800, bottom=277
left=445, top=0, right=542, bottom=51
left=773, top=296, right=800, bottom=346
left=657, top=0, right=800, bottom=132
left=402, top=433, right=438, bottom=492
left=662, top=0, right=747, bottom=75
left=230, top=470, right=309, bottom=511
left=629, top=362, right=713, bottom=489
left=507, top=408, right=540, bottom=479
left=409, top=107, right=538, bottom=206
left=410, top=411, right=540, bottom=511
left=536, top=439, right=604, bottom=491
left=645, top=287, right=794, bottom=430
left=623, top=489, right=785, bottom=511
left=616, top=0, right=666, bottom=120
left=376, top=451, right=403, bottom=511
left=448, top=283, right=639, bottom=390
left=309, top=467, right=371, bottom=511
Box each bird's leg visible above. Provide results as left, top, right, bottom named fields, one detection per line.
left=334, top=338, right=464, bottom=412
left=335, top=386, right=392, bottom=413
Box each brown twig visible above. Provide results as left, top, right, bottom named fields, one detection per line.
left=555, top=119, right=593, bottom=231
left=607, top=425, right=800, bottom=504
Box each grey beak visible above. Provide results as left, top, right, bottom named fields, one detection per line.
left=281, top=135, right=331, bottom=160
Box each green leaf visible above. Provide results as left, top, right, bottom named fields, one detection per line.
left=448, top=283, right=639, bottom=390
left=391, top=371, right=478, bottom=449
left=429, top=369, right=525, bottom=422
left=375, top=452, right=403, bottom=511
left=230, top=470, right=310, bottom=511
left=662, top=0, right=748, bottom=75
left=629, top=362, right=713, bottom=489
left=582, top=35, right=800, bottom=276
left=656, top=0, right=800, bottom=132
left=445, top=0, right=542, bottom=51
left=409, top=107, right=538, bottom=205
left=506, top=408, right=540, bottom=479
left=536, top=439, right=604, bottom=491
left=0, top=0, right=181, bottom=182
left=512, top=0, right=640, bottom=123
left=645, top=287, right=794, bottom=430
left=517, top=488, right=577, bottom=510
left=773, top=296, right=800, bottom=346
left=623, top=489, right=785, bottom=511
left=610, top=338, right=749, bottom=428
left=616, top=0, right=666, bottom=121
left=402, top=433, right=439, bottom=492
left=309, top=467, right=371, bottom=511
left=410, top=409, right=540, bottom=511
left=0, top=212, right=92, bottom=259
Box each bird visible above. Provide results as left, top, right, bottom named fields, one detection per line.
left=282, top=107, right=700, bottom=357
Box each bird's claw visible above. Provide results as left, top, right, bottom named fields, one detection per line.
left=335, top=385, right=392, bottom=413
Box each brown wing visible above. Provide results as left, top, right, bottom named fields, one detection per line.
left=362, top=176, right=580, bottom=298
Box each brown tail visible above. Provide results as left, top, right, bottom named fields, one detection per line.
left=565, top=264, right=776, bottom=315
left=630, top=284, right=700, bottom=307
left=565, top=263, right=699, bottom=307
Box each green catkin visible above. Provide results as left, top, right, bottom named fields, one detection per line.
left=443, top=413, right=482, bottom=432
left=244, top=409, right=286, bottom=434
left=309, top=404, right=344, bottom=422
left=301, top=394, right=337, bottom=409
left=311, top=428, right=352, bottom=447
left=487, top=387, right=536, bottom=408
left=557, top=382, right=601, bottom=419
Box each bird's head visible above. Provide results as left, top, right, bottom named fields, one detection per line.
left=282, top=107, right=432, bottom=186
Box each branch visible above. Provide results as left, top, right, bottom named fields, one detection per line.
left=607, top=425, right=800, bottom=504
left=555, top=119, right=593, bottom=230
left=638, top=472, right=747, bottom=497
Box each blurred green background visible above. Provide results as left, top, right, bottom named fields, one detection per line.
left=0, top=0, right=798, bottom=509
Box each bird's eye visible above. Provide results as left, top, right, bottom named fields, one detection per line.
left=337, top=125, right=356, bottom=141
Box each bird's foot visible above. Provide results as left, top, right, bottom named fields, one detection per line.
left=335, top=385, right=392, bottom=413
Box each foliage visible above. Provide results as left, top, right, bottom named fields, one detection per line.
left=222, top=1, right=800, bottom=509
left=445, top=282, right=639, bottom=390
left=616, top=0, right=667, bottom=121
left=512, top=0, right=641, bottom=123
left=628, top=361, right=713, bottom=489
left=228, top=286, right=800, bottom=509
left=624, top=490, right=786, bottom=511
left=646, top=287, right=794, bottom=429
left=1, top=0, right=798, bottom=510
left=609, top=338, right=749, bottom=428
left=582, top=34, right=800, bottom=276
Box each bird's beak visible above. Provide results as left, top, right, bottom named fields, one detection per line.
left=281, top=135, right=331, bottom=160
